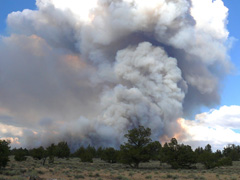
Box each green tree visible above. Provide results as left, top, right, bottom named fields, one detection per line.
left=47, top=143, right=56, bottom=163
left=86, top=145, right=96, bottom=158
left=161, top=138, right=196, bottom=169
left=11, top=148, right=29, bottom=156
left=223, top=144, right=240, bottom=161
left=30, top=146, right=48, bottom=165
left=197, top=144, right=220, bottom=169
left=217, top=157, right=232, bottom=167
left=204, top=144, right=212, bottom=153
left=198, top=151, right=218, bottom=169
left=80, top=151, right=93, bottom=163
left=101, top=147, right=118, bottom=163
left=30, top=147, right=45, bottom=160
left=119, top=126, right=152, bottom=168
left=96, top=147, right=103, bottom=158
left=74, top=146, right=85, bottom=157
left=0, top=140, right=10, bottom=169
left=196, top=144, right=232, bottom=169
left=215, top=149, right=223, bottom=159
left=195, top=147, right=204, bottom=156
left=147, top=141, right=162, bottom=160
left=14, top=148, right=27, bottom=161
left=55, top=142, right=70, bottom=158
left=74, top=146, right=93, bottom=163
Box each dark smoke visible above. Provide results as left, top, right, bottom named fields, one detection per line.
left=0, top=0, right=231, bottom=149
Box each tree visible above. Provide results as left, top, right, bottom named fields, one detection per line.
left=80, top=151, right=93, bottom=163
left=30, top=147, right=45, bottom=160
left=101, top=147, right=118, bottom=163
left=74, top=146, right=85, bottom=157
left=96, top=147, right=103, bottom=158
left=198, top=151, right=218, bottom=169
left=147, top=141, right=162, bottom=160
left=217, top=157, right=232, bottom=167
left=204, top=144, right=212, bottom=153
left=197, top=144, right=220, bottom=169
left=86, top=145, right=96, bottom=157
left=119, top=126, right=153, bottom=168
left=196, top=144, right=233, bottom=169
left=74, top=146, right=93, bottom=163
left=55, top=142, right=70, bottom=158
left=11, top=147, right=29, bottom=156
left=46, top=144, right=56, bottom=163
left=161, top=138, right=196, bottom=169
left=0, top=140, right=10, bottom=169
left=223, top=144, right=240, bottom=161
left=195, top=147, right=204, bottom=156
left=30, top=146, right=48, bottom=165
left=215, top=150, right=223, bottom=159
left=14, top=148, right=28, bottom=161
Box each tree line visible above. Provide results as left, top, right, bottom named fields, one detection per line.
left=0, top=126, right=239, bottom=169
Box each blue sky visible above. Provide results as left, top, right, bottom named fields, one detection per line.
left=0, top=0, right=36, bottom=34
left=221, top=0, right=240, bottom=107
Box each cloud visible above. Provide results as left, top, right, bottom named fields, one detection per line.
left=0, top=0, right=233, bottom=149
left=180, top=106, right=240, bottom=150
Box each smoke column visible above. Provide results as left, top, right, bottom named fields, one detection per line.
left=1, top=0, right=231, bottom=149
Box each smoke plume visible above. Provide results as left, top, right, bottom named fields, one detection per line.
left=0, top=0, right=231, bottom=149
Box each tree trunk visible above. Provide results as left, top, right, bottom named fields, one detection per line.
left=134, top=162, right=139, bottom=168
left=42, top=157, right=47, bottom=166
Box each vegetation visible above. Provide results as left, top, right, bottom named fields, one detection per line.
left=161, top=138, right=196, bottom=169
left=101, top=147, right=118, bottom=163
left=46, top=143, right=56, bottom=163
left=119, top=126, right=154, bottom=168
left=74, top=146, right=94, bottom=162
left=29, top=146, right=48, bottom=165
left=13, top=148, right=27, bottom=162
left=55, top=141, right=70, bottom=158
left=223, top=144, right=240, bottom=161
left=0, top=140, right=10, bottom=169
left=0, top=156, right=240, bottom=180
left=0, top=126, right=239, bottom=174
left=194, top=144, right=233, bottom=169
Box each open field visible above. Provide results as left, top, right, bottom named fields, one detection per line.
left=1, top=156, right=240, bottom=180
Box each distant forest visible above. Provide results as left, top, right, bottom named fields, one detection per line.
left=1, top=126, right=239, bottom=170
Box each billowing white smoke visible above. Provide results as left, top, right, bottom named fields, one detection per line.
left=100, top=42, right=184, bottom=140
left=0, top=0, right=231, bottom=149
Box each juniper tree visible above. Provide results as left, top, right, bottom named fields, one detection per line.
left=0, top=140, right=10, bottom=169
left=119, top=126, right=153, bottom=168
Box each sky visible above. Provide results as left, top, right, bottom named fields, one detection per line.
left=221, top=0, right=240, bottom=106
left=0, top=0, right=240, bottom=151
left=0, top=0, right=36, bottom=34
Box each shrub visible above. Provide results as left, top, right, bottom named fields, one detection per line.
left=145, top=175, right=152, bottom=179
left=74, top=175, right=85, bottom=179
left=217, top=157, right=232, bottom=167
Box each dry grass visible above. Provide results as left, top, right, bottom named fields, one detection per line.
left=0, top=156, right=240, bottom=180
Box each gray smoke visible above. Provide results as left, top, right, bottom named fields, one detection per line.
left=0, top=0, right=231, bottom=149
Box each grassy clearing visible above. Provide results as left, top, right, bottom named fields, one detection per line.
left=0, top=156, right=240, bottom=180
